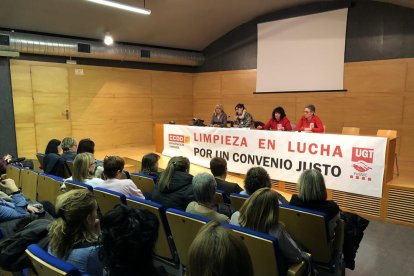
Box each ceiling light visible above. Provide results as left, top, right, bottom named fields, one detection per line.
left=104, top=33, right=114, bottom=45
left=86, top=0, right=151, bottom=15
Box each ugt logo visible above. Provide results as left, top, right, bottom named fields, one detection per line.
left=351, top=147, right=373, bottom=173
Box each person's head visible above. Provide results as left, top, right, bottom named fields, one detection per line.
left=77, top=138, right=95, bottom=154
left=103, top=156, right=125, bottom=179
left=244, top=167, right=271, bottom=195
left=49, top=189, right=99, bottom=259
left=272, top=106, right=286, bottom=121
left=188, top=221, right=253, bottom=276
left=45, top=139, right=62, bottom=155
left=61, top=137, right=77, bottom=153
left=140, top=153, right=160, bottom=174
left=238, top=188, right=280, bottom=233
left=210, top=157, right=227, bottom=178
left=193, top=173, right=217, bottom=205
left=304, top=104, right=316, bottom=119
left=214, top=104, right=224, bottom=115
left=100, top=205, right=159, bottom=276
left=235, top=103, right=245, bottom=115
left=73, top=152, right=96, bottom=182
left=297, top=169, right=327, bottom=202
left=157, top=156, right=190, bottom=192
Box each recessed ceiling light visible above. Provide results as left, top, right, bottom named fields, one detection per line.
left=86, top=0, right=151, bottom=15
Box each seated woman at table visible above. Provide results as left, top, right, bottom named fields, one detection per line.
left=258, top=106, right=292, bottom=131
left=210, top=104, right=228, bottom=127
left=296, top=104, right=324, bottom=133
left=234, top=103, right=254, bottom=128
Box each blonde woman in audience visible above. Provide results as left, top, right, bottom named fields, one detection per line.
left=230, top=188, right=310, bottom=271
left=100, top=156, right=144, bottom=198
left=60, top=137, right=77, bottom=161
left=65, top=153, right=104, bottom=188
left=150, top=156, right=194, bottom=210
left=188, top=220, right=253, bottom=276
left=290, top=169, right=340, bottom=239
left=48, top=189, right=102, bottom=276
left=186, top=173, right=230, bottom=223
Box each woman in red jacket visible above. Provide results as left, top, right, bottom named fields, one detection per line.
left=296, top=104, right=324, bottom=133
left=259, top=106, right=292, bottom=131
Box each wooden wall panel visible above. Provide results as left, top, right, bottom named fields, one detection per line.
left=193, top=73, right=221, bottom=98
left=344, top=61, right=406, bottom=93
left=221, top=71, right=256, bottom=95
left=14, top=123, right=37, bottom=158
left=31, top=66, right=68, bottom=94
left=35, top=122, right=72, bottom=153
left=152, top=72, right=192, bottom=98
left=405, top=62, right=414, bottom=92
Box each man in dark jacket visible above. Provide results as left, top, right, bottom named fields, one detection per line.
left=210, top=157, right=243, bottom=196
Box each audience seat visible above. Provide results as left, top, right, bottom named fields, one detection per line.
left=377, top=129, right=399, bottom=176
left=229, top=193, right=249, bottom=211
left=25, top=244, right=86, bottom=276
left=130, top=173, right=155, bottom=194
left=120, top=170, right=131, bottom=179
left=126, top=196, right=177, bottom=263
left=36, top=153, right=45, bottom=169
left=93, top=187, right=126, bottom=215
left=279, top=204, right=344, bottom=271
left=20, top=169, right=39, bottom=200
left=342, top=127, right=360, bottom=135
left=66, top=161, right=74, bottom=176
left=5, top=164, right=22, bottom=189
left=214, top=189, right=226, bottom=204
left=165, top=208, right=209, bottom=267
left=37, top=174, right=64, bottom=205
left=64, top=180, right=93, bottom=191
left=225, top=223, right=306, bottom=276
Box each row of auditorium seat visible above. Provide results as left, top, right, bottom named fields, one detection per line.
left=5, top=164, right=345, bottom=275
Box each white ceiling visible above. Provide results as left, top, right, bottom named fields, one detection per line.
left=0, top=0, right=412, bottom=51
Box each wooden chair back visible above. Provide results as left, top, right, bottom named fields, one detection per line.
left=165, top=209, right=208, bottom=267
left=20, top=169, right=38, bottom=200
left=37, top=174, right=64, bottom=205
left=6, top=165, right=22, bottom=189
left=93, top=187, right=126, bottom=215
left=130, top=174, right=155, bottom=194
left=342, top=127, right=360, bottom=135
left=127, top=197, right=176, bottom=262
left=229, top=193, right=249, bottom=211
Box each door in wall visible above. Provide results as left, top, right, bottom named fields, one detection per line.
left=31, top=65, right=72, bottom=154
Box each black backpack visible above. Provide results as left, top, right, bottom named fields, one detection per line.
left=0, top=218, right=51, bottom=271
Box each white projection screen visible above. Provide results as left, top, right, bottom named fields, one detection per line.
left=256, top=8, right=348, bottom=93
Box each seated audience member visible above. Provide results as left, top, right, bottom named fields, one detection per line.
left=296, top=104, right=324, bottom=133
left=234, top=103, right=254, bottom=128
left=258, top=106, right=292, bottom=131
left=60, top=137, right=77, bottom=161
left=48, top=189, right=103, bottom=276
left=150, top=156, right=194, bottom=211
left=45, top=139, right=62, bottom=155
left=101, top=156, right=144, bottom=198
left=65, top=153, right=103, bottom=188
left=230, top=188, right=310, bottom=270
left=188, top=220, right=253, bottom=276
left=139, top=153, right=160, bottom=183
left=186, top=173, right=230, bottom=223
left=43, top=139, right=66, bottom=177
left=100, top=205, right=166, bottom=276
left=210, top=104, right=228, bottom=127
left=290, top=169, right=340, bottom=239
left=76, top=138, right=95, bottom=154
left=209, top=157, right=243, bottom=196
left=76, top=138, right=103, bottom=178
left=242, top=166, right=271, bottom=196
left=242, top=167, right=287, bottom=203
left=0, top=178, right=40, bottom=222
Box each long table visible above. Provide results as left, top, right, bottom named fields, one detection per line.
left=156, top=124, right=396, bottom=199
